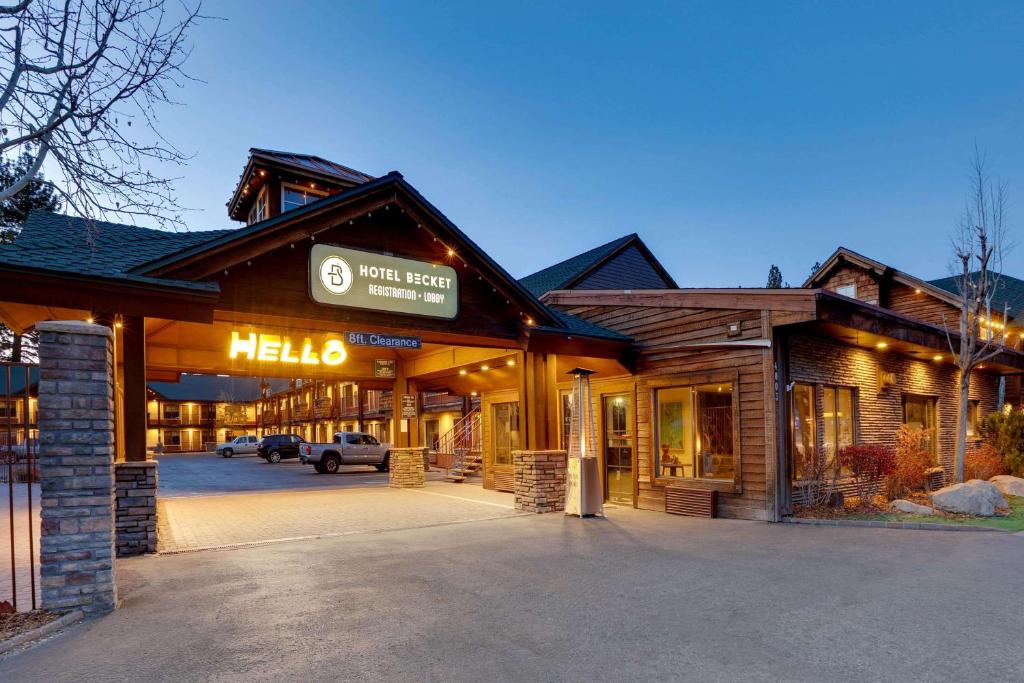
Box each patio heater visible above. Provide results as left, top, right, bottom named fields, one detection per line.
left=565, top=368, right=603, bottom=517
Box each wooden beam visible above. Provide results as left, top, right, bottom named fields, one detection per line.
left=542, top=289, right=819, bottom=313
left=122, top=315, right=148, bottom=462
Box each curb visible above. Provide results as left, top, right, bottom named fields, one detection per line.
left=782, top=517, right=1011, bottom=532
left=0, top=610, right=84, bottom=655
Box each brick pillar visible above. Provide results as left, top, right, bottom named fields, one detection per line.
left=388, top=447, right=426, bottom=488
left=513, top=450, right=567, bottom=513
left=37, top=321, right=118, bottom=615
left=114, top=461, right=158, bottom=556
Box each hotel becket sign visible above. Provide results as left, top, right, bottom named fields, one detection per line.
left=310, top=244, right=458, bottom=320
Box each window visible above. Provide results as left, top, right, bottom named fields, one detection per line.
left=966, top=401, right=980, bottom=438
left=902, top=394, right=938, bottom=459
left=834, top=283, right=857, bottom=298
left=247, top=186, right=268, bottom=225
left=491, top=402, right=520, bottom=466
left=345, top=434, right=360, bottom=445
left=791, top=383, right=816, bottom=480
left=822, top=386, right=856, bottom=461
left=654, top=383, right=734, bottom=481
left=162, top=404, right=180, bottom=421
left=281, top=183, right=326, bottom=213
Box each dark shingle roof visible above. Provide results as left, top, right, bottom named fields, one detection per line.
left=0, top=212, right=228, bottom=292
left=147, top=374, right=291, bottom=402
left=929, top=271, right=1024, bottom=319
left=519, top=235, right=635, bottom=297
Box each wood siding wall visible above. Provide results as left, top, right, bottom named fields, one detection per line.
left=886, top=283, right=962, bottom=328
left=556, top=303, right=776, bottom=521
left=786, top=334, right=1000, bottom=477
left=817, top=265, right=881, bottom=305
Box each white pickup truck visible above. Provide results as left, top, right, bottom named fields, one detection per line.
left=300, top=431, right=391, bottom=474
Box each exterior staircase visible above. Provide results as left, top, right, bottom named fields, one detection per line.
left=434, top=409, right=482, bottom=483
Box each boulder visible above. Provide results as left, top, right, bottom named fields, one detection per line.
left=931, top=483, right=996, bottom=516
left=890, top=499, right=935, bottom=515
left=989, top=475, right=1024, bottom=498
left=966, top=479, right=1009, bottom=509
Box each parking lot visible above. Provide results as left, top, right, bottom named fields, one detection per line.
left=156, top=451, right=510, bottom=553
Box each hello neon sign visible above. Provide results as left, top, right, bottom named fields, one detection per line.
left=228, top=331, right=347, bottom=366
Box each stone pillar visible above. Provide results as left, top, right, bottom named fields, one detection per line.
left=514, top=450, right=567, bottom=513
left=114, top=461, right=158, bottom=556
left=388, top=447, right=426, bottom=488
left=37, top=321, right=118, bottom=615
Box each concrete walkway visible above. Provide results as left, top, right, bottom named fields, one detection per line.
left=2, top=507, right=1023, bottom=681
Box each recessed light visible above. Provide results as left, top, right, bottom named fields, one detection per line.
left=876, top=342, right=888, bottom=349
left=459, top=369, right=467, bottom=376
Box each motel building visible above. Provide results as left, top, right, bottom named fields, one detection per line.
left=4, top=147, right=1024, bottom=613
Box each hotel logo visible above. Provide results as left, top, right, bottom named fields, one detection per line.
left=318, top=254, right=354, bottom=295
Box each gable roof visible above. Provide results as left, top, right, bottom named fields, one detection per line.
left=0, top=211, right=227, bottom=293
left=147, top=374, right=291, bottom=402
left=804, top=246, right=965, bottom=311
left=519, top=234, right=676, bottom=297
left=929, top=271, right=1024, bottom=318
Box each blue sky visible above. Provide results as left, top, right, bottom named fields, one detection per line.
left=150, top=1, right=1023, bottom=286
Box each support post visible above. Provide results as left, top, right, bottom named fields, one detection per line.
left=122, top=315, right=147, bottom=462
left=37, top=321, right=118, bottom=615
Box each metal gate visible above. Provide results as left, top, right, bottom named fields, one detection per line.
left=1, top=362, right=39, bottom=611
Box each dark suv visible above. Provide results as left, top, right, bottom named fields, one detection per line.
left=257, top=434, right=307, bottom=463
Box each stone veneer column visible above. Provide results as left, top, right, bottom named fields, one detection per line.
left=513, top=450, right=567, bottom=513
left=36, top=321, right=118, bottom=614
left=114, top=461, right=158, bottom=556
left=388, top=447, right=427, bottom=488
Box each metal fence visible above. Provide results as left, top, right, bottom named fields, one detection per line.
left=1, top=362, right=39, bottom=611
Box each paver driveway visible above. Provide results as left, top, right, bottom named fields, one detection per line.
left=155, top=451, right=512, bottom=552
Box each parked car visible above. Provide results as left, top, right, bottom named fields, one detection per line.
left=257, top=434, right=307, bottom=463
left=216, top=434, right=259, bottom=458
left=300, top=432, right=391, bottom=474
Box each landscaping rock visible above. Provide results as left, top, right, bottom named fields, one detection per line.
left=966, top=480, right=1008, bottom=509
left=989, top=475, right=1024, bottom=498
left=931, top=483, right=996, bottom=516
left=890, top=499, right=935, bottom=515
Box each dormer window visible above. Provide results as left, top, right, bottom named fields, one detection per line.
left=247, top=186, right=268, bottom=225
left=282, top=182, right=327, bottom=213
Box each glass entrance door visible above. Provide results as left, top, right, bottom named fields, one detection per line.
left=603, top=394, right=633, bottom=504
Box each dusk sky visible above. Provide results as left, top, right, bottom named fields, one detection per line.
left=152, top=1, right=1024, bottom=287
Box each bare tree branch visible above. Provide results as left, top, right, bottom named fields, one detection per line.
left=0, top=0, right=205, bottom=230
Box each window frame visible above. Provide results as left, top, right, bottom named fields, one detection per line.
left=790, top=382, right=817, bottom=482
left=966, top=400, right=980, bottom=438
left=648, top=371, right=742, bottom=493
left=834, top=283, right=857, bottom=298
left=280, top=181, right=327, bottom=213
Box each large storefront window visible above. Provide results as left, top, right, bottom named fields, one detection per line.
left=492, top=402, right=520, bottom=466
left=655, top=383, right=734, bottom=481
left=822, top=386, right=855, bottom=461
left=903, top=394, right=938, bottom=459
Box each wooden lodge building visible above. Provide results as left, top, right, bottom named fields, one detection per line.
left=3, top=148, right=1024, bottom=521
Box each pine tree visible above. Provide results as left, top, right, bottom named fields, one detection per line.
left=766, top=264, right=783, bottom=289
left=0, top=150, right=62, bottom=362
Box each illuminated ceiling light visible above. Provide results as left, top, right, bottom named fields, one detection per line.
left=86, top=317, right=94, bottom=324
left=309, top=182, right=316, bottom=189
left=447, top=248, right=455, bottom=257
left=480, top=364, right=490, bottom=371
left=459, top=369, right=467, bottom=376
left=259, top=170, right=266, bottom=177
left=114, top=321, right=123, bottom=329
left=915, top=288, right=922, bottom=294
left=506, top=359, right=515, bottom=366
left=876, top=342, right=888, bottom=349
left=471, top=390, right=478, bottom=396
left=526, top=317, right=534, bottom=326
left=933, top=354, right=943, bottom=362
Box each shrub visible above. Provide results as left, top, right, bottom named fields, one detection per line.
left=798, top=446, right=841, bottom=507
left=965, top=443, right=1008, bottom=481
left=979, top=410, right=1024, bottom=476
left=839, top=444, right=896, bottom=506
left=885, top=426, right=934, bottom=500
